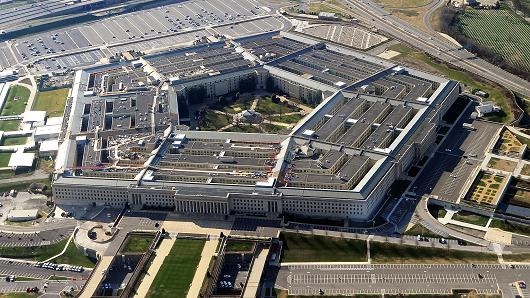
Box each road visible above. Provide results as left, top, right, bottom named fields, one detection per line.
left=340, top=0, right=530, bottom=98
left=422, top=0, right=446, bottom=32
left=415, top=198, right=493, bottom=247
left=275, top=263, right=530, bottom=297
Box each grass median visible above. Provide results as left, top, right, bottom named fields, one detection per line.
left=280, top=232, right=367, bottom=263
left=370, top=241, right=498, bottom=264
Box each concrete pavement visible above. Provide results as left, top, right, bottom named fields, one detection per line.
left=133, top=236, right=176, bottom=298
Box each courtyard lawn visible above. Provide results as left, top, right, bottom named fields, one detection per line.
left=370, top=241, right=499, bottom=264
left=49, top=240, right=95, bottom=267
left=452, top=211, right=490, bottom=227
left=1, top=85, right=30, bottom=116
left=146, top=239, right=205, bottom=298
left=279, top=232, right=367, bottom=263
left=269, top=113, right=304, bottom=124
left=1, top=136, right=27, bottom=146
left=224, top=240, right=254, bottom=252
left=32, top=88, right=69, bottom=117
left=0, top=153, right=10, bottom=167
left=122, top=234, right=154, bottom=253
left=199, top=111, right=231, bottom=131
left=255, top=97, right=299, bottom=116
left=0, top=120, right=20, bottom=132
left=224, top=125, right=261, bottom=133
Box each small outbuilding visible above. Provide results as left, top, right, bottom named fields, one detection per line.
left=7, top=209, right=39, bottom=222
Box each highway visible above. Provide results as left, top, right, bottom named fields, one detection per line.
left=340, top=0, right=530, bottom=98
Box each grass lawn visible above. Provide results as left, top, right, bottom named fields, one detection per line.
left=256, top=97, right=299, bottom=116
left=0, top=178, right=51, bottom=194
left=0, top=238, right=67, bottom=261
left=224, top=240, right=254, bottom=252
left=1, top=136, right=27, bottom=146
left=0, top=120, right=20, bottom=132
left=122, top=235, right=153, bottom=253
left=502, top=253, right=530, bottom=263
left=0, top=153, right=10, bottom=167
left=0, top=294, right=38, bottom=298
left=389, top=43, right=514, bottom=123
left=1, top=85, right=30, bottom=116
left=490, top=219, right=530, bottom=237
left=269, top=113, right=304, bottom=124
left=211, top=94, right=253, bottom=114
left=370, top=241, right=499, bottom=264
left=279, top=232, right=367, bottom=263
left=199, top=111, right=231, bottom=131
left=428, top=205, right=447, bottom=219
left=452, top=211, right=490, bottom=227
left=32, top=88, right=69, bottom=117
left=260, top=123, right=285, bottom=133
left=404, top=223, right=443, bottom=238
left=224, top=125, right=261, bottom=133
left=146, top=239, right=205, bottom=298
left=49, top=240, right=95, bottom=267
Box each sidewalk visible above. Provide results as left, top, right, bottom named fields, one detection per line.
left=186, top=239, right=218, bottom=298
left=133, top=236, right=176, bottom=298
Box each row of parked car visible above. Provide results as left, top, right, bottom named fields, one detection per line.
left=34, top=262, right=84, bottom=272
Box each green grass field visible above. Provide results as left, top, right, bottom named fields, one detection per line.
left=49, top=240, right=95, bottom=267
left=32, top=88, right=69, bottom=117
left=0, top=120, right=20, bottom=132
left=224, top=125, right=261, bottom=133
left=459, top=7, right=530, bottom=73
left=280, top=232, right=367, bottom=262
left=256, top=97, right=299, bottom=115
left=490, top=219, right=530, bottom=237
left=122, top=235, right=154, bottom=253
left=1, top=136, right=27, bottom=146
left=370, top=241, right=499, bottom=264
left=0, top=238, right=67, bottom=261
left=224, top=240, right=255, bottom=252
left=389, top=43, right=513, bottom=123
left=1, top=85, right=30, bottom=116
left=0, top=153, right=10, bottom=167
left=269, top=113, right=304, bottom=124
left=199, top=111, right=231, bottom=131
left=452, top=211, right=490, bottom=227
left=0, top=294, right=38, bottom=298
left=146, top=239, right=205, bottom=298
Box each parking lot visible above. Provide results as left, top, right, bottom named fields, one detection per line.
left=0, top=259, right=91, bottom=280
left=277, top=262, right=530, bottom=298
left=0, top=227, right=72, bottom=247
left=0, top=0, right=285, bottom=74
left=412, top=105, right=502, bottom=203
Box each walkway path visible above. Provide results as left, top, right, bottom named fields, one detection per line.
left=42, top=228, right=77, bottom=263
left=133, top=236, right=176, bottom=298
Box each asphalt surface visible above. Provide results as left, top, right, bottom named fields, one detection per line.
left=276, top=263, right=530, bottom=297
left=412, top=104, right=501, bottom=204
left=340, top=0, right=530, bottom=98
left=0, top=259, right=91, bottom=280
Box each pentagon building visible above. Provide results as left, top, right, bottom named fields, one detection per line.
left=52, top=32, right=459, bottom=220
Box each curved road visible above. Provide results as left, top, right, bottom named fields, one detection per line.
left=415, top=198, right=493, bottom=247
left=422, top=0, right=446, bottom=32
left=340, top=0, right=530, bottom=97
